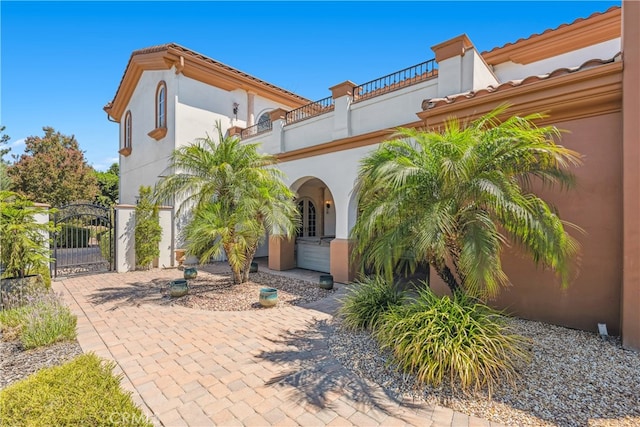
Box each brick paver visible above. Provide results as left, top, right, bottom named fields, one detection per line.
left=53, top=266, right=505, bottom=427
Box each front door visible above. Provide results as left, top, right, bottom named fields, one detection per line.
left=295, top=198, right=330, bottom=272
left=297, top=199, right=317, bottom=238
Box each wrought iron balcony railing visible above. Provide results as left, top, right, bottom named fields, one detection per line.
left=240, top=120, right=273, bottom=139
left=285, top=96, right=335, bottom=125
left=353, top=59, right=438, bottom=103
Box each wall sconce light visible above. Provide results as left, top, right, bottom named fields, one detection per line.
left=325, top=200, right=331, bottom=213
left=232, top=103, right=239, bottom=119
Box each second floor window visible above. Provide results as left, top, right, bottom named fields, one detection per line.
left=156, top=81, right=166, bottom=128
left=124, top=111, right=132, bottom=148
left=257, top=112, right=271, bottom=132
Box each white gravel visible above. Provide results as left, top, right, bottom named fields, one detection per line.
left=327, top=317, right=640, bottom=427
left=0, top=334, right=82, bottom=389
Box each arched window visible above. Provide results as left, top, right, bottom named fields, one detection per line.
left=120, top=110, right=132, bottom=156
left=156, top=81, right=167, bottom=129
left=257, top=112, right=271, bottom=133
left=296, top=199, right=317, bottom=238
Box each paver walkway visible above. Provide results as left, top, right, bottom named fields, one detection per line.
left=53, top=265, right=505, bottom=427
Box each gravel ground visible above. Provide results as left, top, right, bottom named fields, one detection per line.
left=159, top=266, right=336, bottom=311
left=328, top=317, right=640, bottom=427
left=0, top=333, right=82, bottom=390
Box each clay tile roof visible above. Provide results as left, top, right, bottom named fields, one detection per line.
left=422, top=54, right=621, bottom=111
left=104, top=43, right=309, bottom=114
left=481, top=6, right=621, bottom=57
left=164, top=43, right=309, bottom=102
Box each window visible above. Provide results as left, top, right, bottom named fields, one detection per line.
left=156, top=81, right=166, bottom=128
left=296, top=199, right=317, bottom=238
left=148, top=81, right=168, bottom=140
left=257, top=112, right=271, bottom=133
left=119, top=110, right=132, bottom=156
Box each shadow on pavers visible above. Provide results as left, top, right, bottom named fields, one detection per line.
left=88, top=278, right=173, bottom=310
left=256, top=319, right=423, bottom=422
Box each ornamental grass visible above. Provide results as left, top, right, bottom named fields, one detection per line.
left=375, top=287, right=530, bottom=395
left=337, top=275, right=408, bottom=331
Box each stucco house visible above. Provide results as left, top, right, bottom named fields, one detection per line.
left=105, top=3, right=639, bottom=350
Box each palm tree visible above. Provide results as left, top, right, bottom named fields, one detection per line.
left=155, top=122, right=298, bottom=284
left=351, top=106, right=582, bottom=299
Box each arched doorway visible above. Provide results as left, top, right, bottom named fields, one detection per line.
left=292, top=177, right=335, bottom=273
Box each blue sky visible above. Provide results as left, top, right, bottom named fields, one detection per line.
left=1, top=1, right=620, bottom=171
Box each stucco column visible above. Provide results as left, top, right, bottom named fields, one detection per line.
left=115, top=205, right=136, bottom=272
left=431, top=35, right=474, bottom=98
left=622, top=0, right=640, bottom=351
left=268, top=236, right=295, bottom=271
left=330, top=238, right=356, bottom=283
left=330, top=81, right=355, bottom=140
left=269, top=108, right=288, bottom=153
left=158, top=206, right=174, bottom=268
left=247, top=92, right=255, bottom=127
left=32, top=203, right=51, bottom=248
left=227, top=126, right=243, bottom=138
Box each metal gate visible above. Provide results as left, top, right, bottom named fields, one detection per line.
left=52, top=203, right=114, bottom=277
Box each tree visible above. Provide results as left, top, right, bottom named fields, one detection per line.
left=134, top=186, right=162, bottom=269
left=8, top=127, right=98, bottom=206
left=94, top=162, right=119, bottom=206
left=0, top=126, right=11, bottom=191
left=154, top=122, right=298, bottom=284
left=351, top=106, right=582, bottom=299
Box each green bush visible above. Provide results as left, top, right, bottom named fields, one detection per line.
left=375, top=287, right=530, bottom=395
left=337, top=275, right=407, bottom=331
left=59, top=224, right=90, bottom=248
left=98, top=229, right=114, bottom=263
left=135, top=186, right=161, bottom=269
left=0, top=291, right=77, bottom=349
left=0, top=353, right=153, bottom=426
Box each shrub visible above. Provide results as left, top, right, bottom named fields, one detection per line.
left=0, top=190, right=54, bottom=279
left=20, top=293, right=77, bottom=349
left=134, top=186, right=161, bottom=269
left=59, top=224, right=90, bottom=248
left=0, top=291, right=77, bottom=349
left=375, top=287, right=530, bottom=395
left=0, top=353, right=153, bottom=426
left=98, top=229, right=114, bottom=263
left=337, top=275, right=407, bottom=331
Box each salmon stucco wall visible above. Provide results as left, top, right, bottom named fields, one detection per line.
left=496, top=113, right=622, bottom=334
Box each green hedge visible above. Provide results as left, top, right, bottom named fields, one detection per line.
left=59, top=225, right=90, bottom=248
left=98, top=229, right=114, bottom=263
left=0, top=354, right=153, bottom=426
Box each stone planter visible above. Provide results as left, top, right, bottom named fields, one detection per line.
left=169, top=279, right=189, bottom=297
left=259, top=288, right=278, bottom=308
left=0, top=275, right=46, bottom=309
left=183, top=267, right=198, bottom=280
left=319, top=274, right=334, bottom=290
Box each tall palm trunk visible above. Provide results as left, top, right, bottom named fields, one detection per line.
left=432, top=261, right=461, bottom=295
left=241, top=242, right=259, bottom=283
